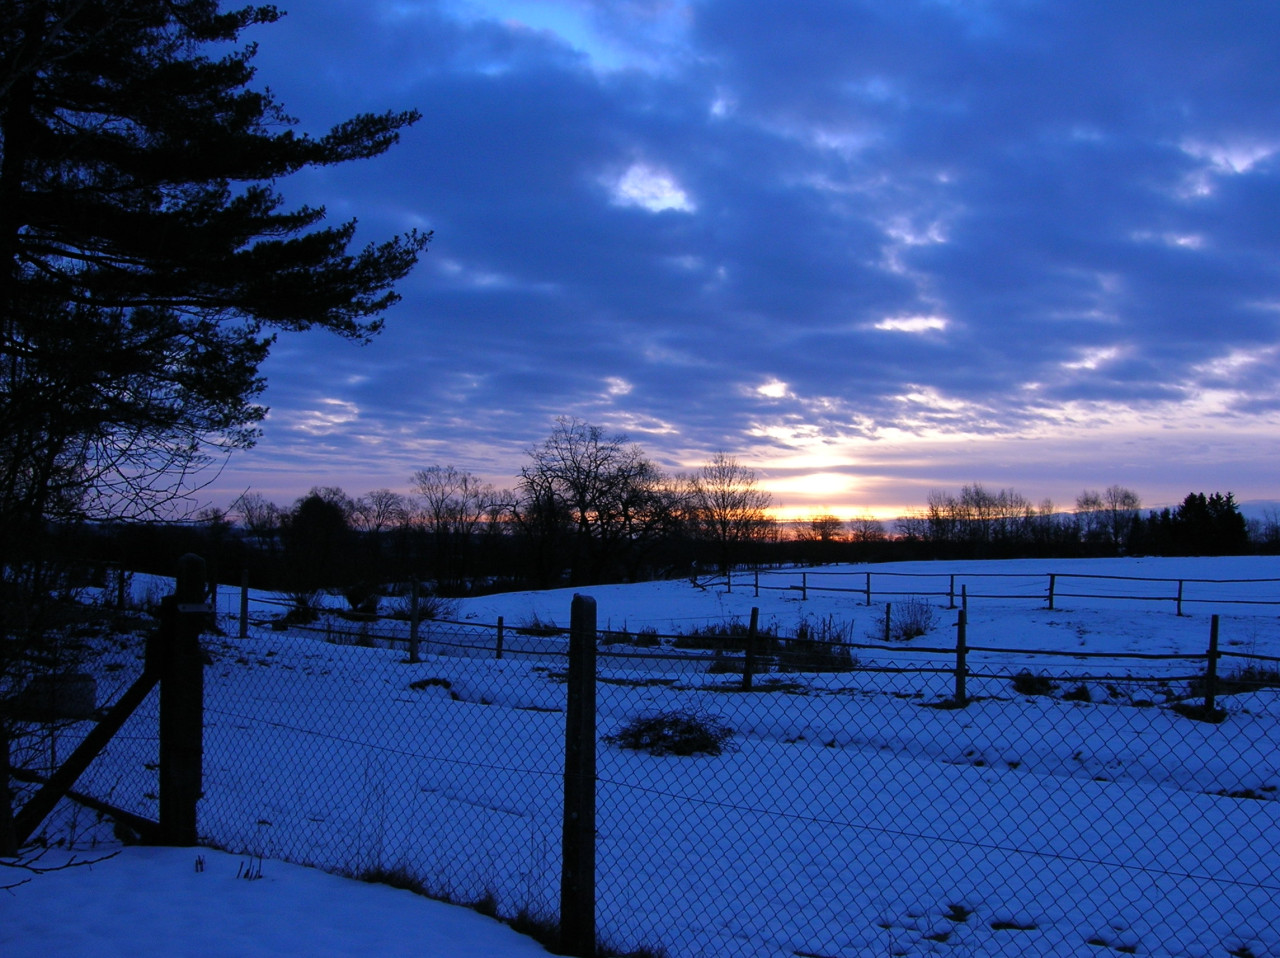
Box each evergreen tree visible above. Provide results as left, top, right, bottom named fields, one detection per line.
left=0, top=1, right=429, bottom=542
left=1171, top=492, right=1249, bottom=555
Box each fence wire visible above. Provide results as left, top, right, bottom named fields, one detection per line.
left=18, top=591, right=1280, bottom=958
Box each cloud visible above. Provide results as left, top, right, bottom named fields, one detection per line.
left=607, top=162, right=696, bottom=212
left=206, top=0, right=1280, bottom=514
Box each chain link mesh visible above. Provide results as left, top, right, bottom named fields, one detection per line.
left=15, top=582, right=1279, bottom=957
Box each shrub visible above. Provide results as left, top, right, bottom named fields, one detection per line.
left=514, top=612, right=562, bottom=636
left=671, top=619, right=778, bottom=652
left=389, top=591, right=458, bottom=622
left=601, top=626, right=662, bottom=647
left=1011, top=670, right=1055, bottom=696
left=1062, top=683, right=1092, bottom=703
left=873, top=597, right=937, bottom=641
left=279, top=590, right=321, bottom=625
left=604, top=709, right=734, bottom=756
left=342, top=582, right=380, bottom=616
left=1187, top=662, right=1280, bottom=699
left=779, top=615, right=858, bottom=672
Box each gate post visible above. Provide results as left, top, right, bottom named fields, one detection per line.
left=159, top=553, right=206, bottom=846
left=561, top=594, right=597, bottom=957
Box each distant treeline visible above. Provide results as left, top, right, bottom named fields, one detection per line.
left=64, top=422, right=1275, bottom=602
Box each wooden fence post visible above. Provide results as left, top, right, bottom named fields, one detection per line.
left=408, top=581, right=421, bottom=664
left=561, top=594, right=597, bottom=958
left=496, top=616, right=505, bottom=660
left=954, top=609, right=968, bottom=704
left=864, top=572, right=871, bottom=607
left=742, top=607, right=759, bottom=692
left=883, top=603, right=892, bottom=644
left=239, top=569, right=250, bottom=639
left=1, top=724, right=14, bottom=857
left=1048, top=574, right=1056, bottom=611
left=1176, top=580, right=1185, bottom=617
left=1204, top=615, right=1220, bottom=712
left=801, top=572, right=808, bottom=601
left=949, top=575, right=956, bottom=610
left=754, top=568, right=759, bottom=599
left=159, top=553, right=206, bottom=846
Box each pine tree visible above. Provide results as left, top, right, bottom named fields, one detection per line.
left=0, top=1, right=429, bottom=539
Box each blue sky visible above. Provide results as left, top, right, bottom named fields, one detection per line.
left=207, top=0, right=1280, bottom=518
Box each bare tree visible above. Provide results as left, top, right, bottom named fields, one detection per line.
left=793, top=512, right=845, bottom=565
left=849, top=515, right=887, bottom=543
left=1103, top=485, right=1141, bottom=552
left=1076, top=486, right=1140, bottom=553
left=516, top=418, right=671, bottom=585
left=925, top=484, right=1031, bottom=553
left=412, top=466, right=500, bottom=591
left=688, top=452, right=773, bottom=574
left=231, top=491, right=282, bottom=554
left=350, top=488, right=408, bottom=535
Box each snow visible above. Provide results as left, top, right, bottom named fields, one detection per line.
left=5, top=555, right=1280, bottom=957
left=2, top=845, right=550, bottom=957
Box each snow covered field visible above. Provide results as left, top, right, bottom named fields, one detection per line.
left=6, top=555, right=1280, bottom=957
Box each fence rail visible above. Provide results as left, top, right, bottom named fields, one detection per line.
left=195, top=600, right=1280, bottom=957
left=18, top=567, right=1280, bottom=958
left=742, top=567, right=1280, bottom=614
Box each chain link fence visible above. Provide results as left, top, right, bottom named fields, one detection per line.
left=16, top=584, right=1280, bottom=957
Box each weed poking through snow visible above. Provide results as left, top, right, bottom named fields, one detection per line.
left=604, top=709, right=734, bottom=756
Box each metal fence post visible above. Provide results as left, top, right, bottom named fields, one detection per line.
left=955, top=609, right=968, bottom=704
left=159, top=553, right=206, bottom=846
left=561, top=594, right=597, bottom=957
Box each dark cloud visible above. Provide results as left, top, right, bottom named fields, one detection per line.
left=208, top=0, right=1280, bottom=514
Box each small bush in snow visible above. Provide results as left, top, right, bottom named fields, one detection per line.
left=1062, top=683, right=1092, bottom=703
left=605, top=709, right=733, bottom=757
left=671, top=620, right=779, bottom=653
left=514, top=612, right=561, bottom=636
left=389, top=591, right=458, bottom=622
left=1012, top=670, right=1055, bottom=696
left=873, top=597, right=938, bottom=641
left=279, top=590, right=321, bottom=625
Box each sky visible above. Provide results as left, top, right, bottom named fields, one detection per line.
left=203, top=0, right=1280, bottom=520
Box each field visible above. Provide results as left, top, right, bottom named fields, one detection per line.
left=14, top=555, right=1280, bottom=956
